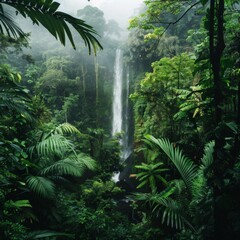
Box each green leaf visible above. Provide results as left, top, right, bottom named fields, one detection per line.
left=77, top=153, right=97, bottom=171
left=5, top=199, right=32, bottom=208
left=137, top=180, right=148, bottom=189
left=40, top=158, right=84, bottom=177
left=26, top=176, right=55, bottom=199
left=201, top=0, right=209, bottom=6
left=48, top=1, right=60, bottom=12
left=27, top=230, right=74, bottom=239
left=145, top=135, right=197, bottom=192
left=53, top=122, right=81, bottom=135
left=28, top=134, right=74, bottom=157
left=200, top=140, right=214, bottom=170
left=1, top=0, right=103, bottom=53
left=226, top=121, right=238, bottom=134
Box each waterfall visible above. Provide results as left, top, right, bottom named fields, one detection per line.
left=112, top=49, right=131, bottom=182
left=112, top=49, right=123, bottom=136
left=112, top=49, right=132, bottom=160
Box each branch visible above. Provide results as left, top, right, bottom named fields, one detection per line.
left=161, top=1, right=201, bottom=33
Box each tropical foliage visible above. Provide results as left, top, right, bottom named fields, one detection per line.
left=131, top=136, right=214, bottom=238
left=127, top=0, right=240, bottom=239
left=1, top=0, right=240, bottom=239
left=0, top=0, right=102, bottom=53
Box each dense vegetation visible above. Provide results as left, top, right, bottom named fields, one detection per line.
left=0, top=0, right=240, bottom=239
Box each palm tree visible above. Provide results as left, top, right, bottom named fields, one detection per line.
left=135, top=162, right=168, bottom=193
left=0, top=68, right=96, bottom=237
left=26, top=122, right=97, bottom=199
left=133, top=135, right=214, bottom=236
left=134, top=137, right=168, bottom=193
left=0, top=0, right=102, bottom=53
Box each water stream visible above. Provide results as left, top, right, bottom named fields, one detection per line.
left=112, top=49, right=123, bottom=137
left=112, top=49, right=131, bottom=181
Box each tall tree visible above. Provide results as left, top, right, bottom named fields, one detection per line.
left=130, top=0, right=240, bottom=238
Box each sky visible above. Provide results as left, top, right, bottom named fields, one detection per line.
left=58, top=0, right=144, bottom=28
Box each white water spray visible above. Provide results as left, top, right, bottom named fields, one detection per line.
left=112, top=49, right=123, bottom=136
left=112, top=49, right=132, bottom=182
left=112, top=49, right=124, bottom=182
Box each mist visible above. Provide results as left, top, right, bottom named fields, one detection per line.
left=58, top=0, right=143, bottom=29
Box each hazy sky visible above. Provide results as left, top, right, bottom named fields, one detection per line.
left=58, top=0, right=144, bottom=28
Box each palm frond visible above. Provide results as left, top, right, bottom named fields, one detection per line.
left=40, top=157, right=84, bottom=177
left=5, top=199, right=32, bottom=209
left=132, top=188, right=194, bottom=230
left=26, top=230, right=74, bottom=239
left=26, top=176, right=55, bottom=199
left=48, top=175, right=72, bottom=186
left=53, top=122, right=81, bottom=135
left=135, top=162, right=168, bottom=191
left=132, top=186, right=175, bottom=204
left=191, top=173, right=208, bottom=204
left=1, top=0, right=103, bottom=53
left=200, top=140, right=214, bottom=170
left=28, top=134, right=74, bottom=158
left=145, top=135, right=198, bottom=192
left=160, top=198, right=195, bottom=231
left=0, top=8, right=26, bottom=38
left=77, top=152, right=97, bottom=171
left=168, top=179, right=186, bottom=194
left=40, top=153, right=96, bottom=177
left=190, top=141, right=214, bottom=204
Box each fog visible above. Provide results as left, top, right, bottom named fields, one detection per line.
left=58, top=0, right=144, bottom=29
left=14, top=0, right=144, bottom=50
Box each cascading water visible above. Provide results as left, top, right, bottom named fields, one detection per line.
left=112, top=49, right=131, bottom=182
left=112, top=49, right=123, bottom=137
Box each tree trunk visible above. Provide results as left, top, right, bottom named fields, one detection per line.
left=209, top=0, right=226, bottom=239
left=94, top=56, right=99, bottom=126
